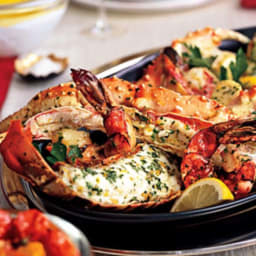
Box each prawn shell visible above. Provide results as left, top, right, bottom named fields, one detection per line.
left=0, top=120, right=180, bottom=211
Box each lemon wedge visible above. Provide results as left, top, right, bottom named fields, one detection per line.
left=171, top=178, right=234, bottom=212
left=239, top=75, right=256, bottom=89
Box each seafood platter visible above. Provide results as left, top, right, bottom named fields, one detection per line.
left=2, top=26, right=256, bottom=254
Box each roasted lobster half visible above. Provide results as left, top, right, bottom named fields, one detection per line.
left=0, top=70, right=191, bottom=211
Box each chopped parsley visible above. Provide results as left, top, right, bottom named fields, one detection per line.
left=86, top=182, right=103, bottom=196
left=185, top=124, right=190, bottom=130
left=84, top=168, right=97, bottom=175
left=72, top=175, right=79, bottom=182
left=129, top=196, right=138, bottom=202
left=105, top=169, right=117, bottom=183
left=160, top=137, right=166, bottom=143
left=68, top=145, right=82, bottom=163
left=46, top=137, right=67, bottom=165
left=135, top=113, right=149, bottom=123
left=151, top=128, right=159, bottom=141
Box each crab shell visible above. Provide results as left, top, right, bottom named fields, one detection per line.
left=0, top=120, right=180, bottom=211
left=171, top=27, right=249, bottom=58
left=0, top=77, right=211, bottom=158
left=0, top=82, right=90, bottom=133
left=136, top=48, right=191, bottom=95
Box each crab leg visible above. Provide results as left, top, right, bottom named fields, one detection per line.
left=137, top=46, right=220, bottom=98
left=101, top=76, right=232, bottom=123
left=125, top=107, right=211, bottom=157
left=0, top=83, right=90, bottom=133
left=133, top=84, right=232, bottom=123
left=172, top=27, right=249, bottom=58
left=137, top=47, right=191, bottom=95
left=72, top=69, right=214, bottom=157
left=24, top=106, right=104, bottom=140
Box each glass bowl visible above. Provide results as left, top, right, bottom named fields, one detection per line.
left=0, top=0, right=69, bottom=57
left=47, top=213, right=92, bottom=256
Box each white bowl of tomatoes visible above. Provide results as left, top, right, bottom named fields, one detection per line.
left=0, top=209, right=92, bottom=256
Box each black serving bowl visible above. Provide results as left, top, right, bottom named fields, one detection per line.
left=3, top=26, right=256, bottom=252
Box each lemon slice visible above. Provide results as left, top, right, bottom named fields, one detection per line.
left=171, top=178, right=234, bottom=212
left=239, top=75, right=256, bottom=89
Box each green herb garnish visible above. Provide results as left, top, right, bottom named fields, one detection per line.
left=105, top=169, right=117, bottom=183
left=68, top=145, right=82, bottom=163
left=135, top=113, right=149, bottom=123
left=84, top=168, right=97, bottom=175
left=220, top=66, right=228, bottom=80
left=229, top=48, right=248, bottom=82
left=183, top=44, right=216, bottom=69
left=46, top=137, right=67, bottom=165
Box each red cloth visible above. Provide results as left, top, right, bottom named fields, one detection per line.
left=241, top=0, right=256, bottom=8
left=0, top=57, right=16, bottom=110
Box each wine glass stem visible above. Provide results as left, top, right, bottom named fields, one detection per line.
left=96, top=0, right=110, bottom=31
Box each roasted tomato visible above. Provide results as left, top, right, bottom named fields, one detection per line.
left=0, top=209, right=80, bottom=256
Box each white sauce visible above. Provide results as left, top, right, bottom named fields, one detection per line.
left=57, top=144, right=181, bottom=206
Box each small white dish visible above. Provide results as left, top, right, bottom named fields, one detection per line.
left=0, top=0, right=69, bottom=57
left=73, top=0, right=215, bottom=13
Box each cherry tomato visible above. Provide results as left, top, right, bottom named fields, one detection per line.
left=0, top=210, right=12, bottom=239
left=12, top=210, right=49, bottom=242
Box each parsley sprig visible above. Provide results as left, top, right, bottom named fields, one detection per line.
left=219, top=66, right=228, bottom=81
left=46, top=137, right=67, bottom=165
left=230, top=48, right=248, bottom=82
left=68, top=145, right=82, bottom=163
left=219, top=48, right=248, bottom=82
left=183, top=43, right=216, bottom=69
left=33, top=137, right=82, bottom=165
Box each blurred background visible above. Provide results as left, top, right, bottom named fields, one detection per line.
left=0, top=0, right=255, bottom=119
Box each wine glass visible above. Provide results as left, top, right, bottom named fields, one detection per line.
left=84, top=0, right=123, bottom=38
left=90, top=0, right=111, bottom=36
